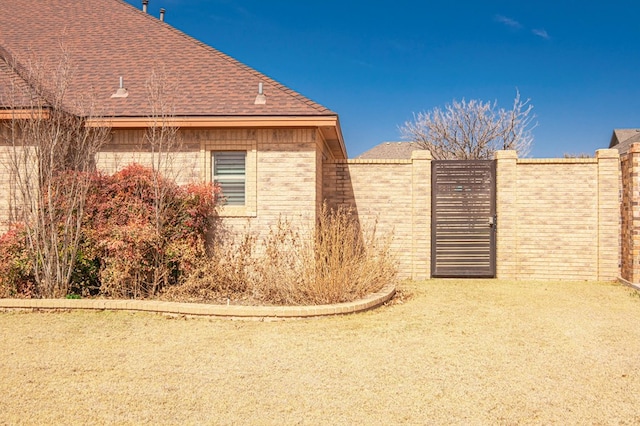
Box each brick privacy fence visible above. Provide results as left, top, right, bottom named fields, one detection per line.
left=495, top=149, right=619, bottom=281
left=323, top=151, right=432, bottom=280
left=324, top=149, right=621, bottom=281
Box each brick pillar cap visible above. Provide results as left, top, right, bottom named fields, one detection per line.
left=494, top=150, right=518, bottom=160
left=411, top=150, right=432, bottom=160
left=595, top=148, right=619, bottom=159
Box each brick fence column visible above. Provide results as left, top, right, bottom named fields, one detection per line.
left=494, top=150, right=518, bottom=279
left=411, top=150, right=432, bottom=280
left=596, top=149, right=620, bottom=281
left=621, top=144, right=640, bottom=283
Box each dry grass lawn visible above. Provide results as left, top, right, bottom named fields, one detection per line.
left=1, top=279, right=640, bottom=425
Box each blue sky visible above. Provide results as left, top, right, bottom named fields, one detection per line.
left=127, top=0, right=640, bottom=158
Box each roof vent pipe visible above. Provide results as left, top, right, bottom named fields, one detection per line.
left=254, top=82, right=266, bottom=105
left=111, top=76, right=129, bottom=98
left=142, top=0, right=148, bottom=13
left=160, top=8, right=165, bottom=21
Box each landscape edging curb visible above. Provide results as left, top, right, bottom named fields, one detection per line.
left=618, top=276, right=640, bottom=292
left=0, top=283, right=396, bottom=318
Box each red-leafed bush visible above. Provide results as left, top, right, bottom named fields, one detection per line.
left=82, top=164, right=220, bottom=298
left=0, top=224, right=36, bottom=298
left=0, top=164, right=219, bottom=299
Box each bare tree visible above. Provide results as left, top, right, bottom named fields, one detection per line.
left=144, top=67, right=182, bottom=294
left=1, top=49, right=110, bottom=297
left=400, top=91, right=536, bottom=159
left=145, top=67, right=180, bottom=180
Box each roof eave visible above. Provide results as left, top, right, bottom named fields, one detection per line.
left=0, top=108, right=50, bottom=120
left=88, top=114, right=347, bottom=159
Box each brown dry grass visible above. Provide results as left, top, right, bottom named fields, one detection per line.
left=166, top=205, right=397, bottom=305
left=2, top=279, right=640, bottom=425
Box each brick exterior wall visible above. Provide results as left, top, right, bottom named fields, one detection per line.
left=0, top=125, right=331, bottom=239
left=99, top=128, right=325, bottom=239
left=0, top=145, right=17, bottom=228
left=97, top=129, right=201, bottom=185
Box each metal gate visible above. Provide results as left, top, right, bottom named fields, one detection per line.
left=431, top=160, right=496, bottom=277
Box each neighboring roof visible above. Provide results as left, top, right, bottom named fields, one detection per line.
left=609, top=129, right=640, bottom=154
left=357, top=141, right=423, bottom=159
left=0, top=0, right=335, bottom=118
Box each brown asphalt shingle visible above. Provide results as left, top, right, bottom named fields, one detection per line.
left=0, top=58, right=41, bottom=108
left=0, top=0, right=335, bottom=118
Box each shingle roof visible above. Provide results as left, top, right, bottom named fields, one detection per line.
left=0, top=0, right=335, bottom=118
left=356, top=141, right=423, bottom=159
left=610, top=129, right=640, bottom=154
left=0, top=58, right=41, bottom=109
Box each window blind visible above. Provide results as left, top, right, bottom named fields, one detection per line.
left=213, top=151, right=246, bottom=206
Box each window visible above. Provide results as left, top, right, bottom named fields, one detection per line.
left=213, top=151, right=246, bottom=206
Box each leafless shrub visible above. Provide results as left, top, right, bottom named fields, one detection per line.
left=144, top=67, right=183, bottom=295
left=251, top=217, right=315, bottom=304
left=165, top=205, right=397, bottom=305
left=563, top=152, right=593, bottom=158
left=165, top=232, right=257, bottom=302
left=310, top=205, right=396, bottom=303
left=1, top=49, right=110, bottom=297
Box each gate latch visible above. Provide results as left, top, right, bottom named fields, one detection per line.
left=488, top=215, right=497, bottom=228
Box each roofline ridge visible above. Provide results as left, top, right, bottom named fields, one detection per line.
left=114, top=0, right=335, bottom=116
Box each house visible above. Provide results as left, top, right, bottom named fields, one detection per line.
left=0, top=0, right=345, bottom=236
left=609, top=129, right=640, bottom=154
